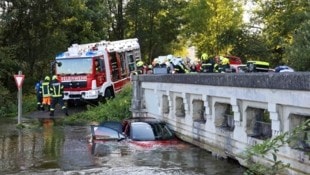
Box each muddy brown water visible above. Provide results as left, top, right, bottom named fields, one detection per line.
left=0, top=113, right=245, bottom=175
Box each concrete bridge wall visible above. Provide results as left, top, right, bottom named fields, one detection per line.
left=131, top=72, right=310, bottom=175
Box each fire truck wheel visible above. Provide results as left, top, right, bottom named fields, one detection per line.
left=104, top=88, right=114, bottom=100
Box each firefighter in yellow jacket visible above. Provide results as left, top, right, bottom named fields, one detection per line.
left=218, top=56, right=230, bottom=73
left=49, top=75, right=68, bottom=116
left=40, top=76, right=51, bottom=111
left=201, top=53, right=209, bottom=63
left=132, top=59, right=144, bottom=75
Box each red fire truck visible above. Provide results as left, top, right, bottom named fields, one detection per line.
left=52, top=38, right=141, bottom=104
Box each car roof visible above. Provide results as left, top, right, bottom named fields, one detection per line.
left=99, top=121, right=123, bottom=133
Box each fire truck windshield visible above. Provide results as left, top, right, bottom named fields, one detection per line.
left=56, top=58, right=92, bottom=74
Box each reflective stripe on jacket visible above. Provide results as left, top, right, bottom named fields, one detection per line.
left=50, top=80, right=64, bottom=97
left=40, top=82, right=51, bottom=97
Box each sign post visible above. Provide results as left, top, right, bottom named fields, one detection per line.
left=14, top=71, right=25, bottom=125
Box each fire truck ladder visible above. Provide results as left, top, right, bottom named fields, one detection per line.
left=69, top=38, right=139, bottom=55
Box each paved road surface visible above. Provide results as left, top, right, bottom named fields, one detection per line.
left=23, top=105, right=87, bottom=119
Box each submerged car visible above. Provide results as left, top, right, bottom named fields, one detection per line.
left=91, top=117, right=181, bottom=148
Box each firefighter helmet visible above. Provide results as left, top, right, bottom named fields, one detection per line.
left=44, top=76, right=50, bottom=81
left=52, top=75, right=58, bottom=80
left=136, top=60, right=144, bottom=67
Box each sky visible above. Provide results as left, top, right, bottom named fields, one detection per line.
left=243, top=1, right=255, bottom=23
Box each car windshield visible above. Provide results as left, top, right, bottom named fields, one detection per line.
left=130, top=122, right=175, bottom=141
left=56, top=58, right=92, bottom=74
left=131, top=122, right=155, bottom=141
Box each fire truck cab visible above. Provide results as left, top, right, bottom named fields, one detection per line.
left=53, top=38, right=140, bottom=103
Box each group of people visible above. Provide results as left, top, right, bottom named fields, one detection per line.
left=200, top=55, right=231, bottom=73
left=130, top=53, right=233, bottom=75
left=35, top=75, right=68, bottom=117
left=132, top=54, right=294, bottom=75
left=147, top=54, right=231, bottom=74
left=150, top=55, right=190, bottom=74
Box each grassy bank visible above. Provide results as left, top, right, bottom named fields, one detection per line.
left=63, top=84, right=133, bottom=125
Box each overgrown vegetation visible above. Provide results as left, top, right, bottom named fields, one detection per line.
left=22, top=94, right=39, bottom=115
left=63, top=84, right=133, bottom=125
left=243, top=119, right=310, bottom=175
left=0, top=82, right=15, bottom=117
left=0, top=87, right=37, bottom=118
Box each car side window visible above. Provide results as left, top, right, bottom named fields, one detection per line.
left=92, top=126, right=123, bottom=140
left=152, top=123, right=175, bottom=140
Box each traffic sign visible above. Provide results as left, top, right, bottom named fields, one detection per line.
left=14, top=74, right=25, bottom=90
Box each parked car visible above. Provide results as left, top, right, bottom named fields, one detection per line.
left=274, top=65, right=294, bottom=73
left=246, top=60, right=270, bottom=72
left=225, top=55, right=242, bottom=65
left=91, top=117, right=181, bottom=148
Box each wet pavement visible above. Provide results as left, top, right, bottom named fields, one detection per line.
left=0, top=113, right=246, bottom=175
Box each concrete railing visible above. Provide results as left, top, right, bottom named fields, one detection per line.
left=131, top=72, right=310, bottom=175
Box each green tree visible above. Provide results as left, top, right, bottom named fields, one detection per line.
left=0, top=0, right=70, bottom=88
left=0, top=0, right=113, bottom=91
left=252, top=0, right=309, bottom=68
left=184, top=0, right=243, bottom=57
left=63, top=0, right=110, bottom=43
left=104, top=0, right=125, bottom=40
left=125, top=0, right=188, bottom=63
left=230, top=29, right=270, bottom=62
left=286, top=14, right=310, bottom=71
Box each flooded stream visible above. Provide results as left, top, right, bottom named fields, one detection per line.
left=0, top=117, right=245, bottom=175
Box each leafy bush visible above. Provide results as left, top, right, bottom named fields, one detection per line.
left=0, top=83, right=16, bottom=117
left=243, top=119, right=310, bottom=175
left=286, top=19, right=310, bottom=71
left=64, top=84, right=133, bottom=124
left=22, top=94, right=38, bottom=114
